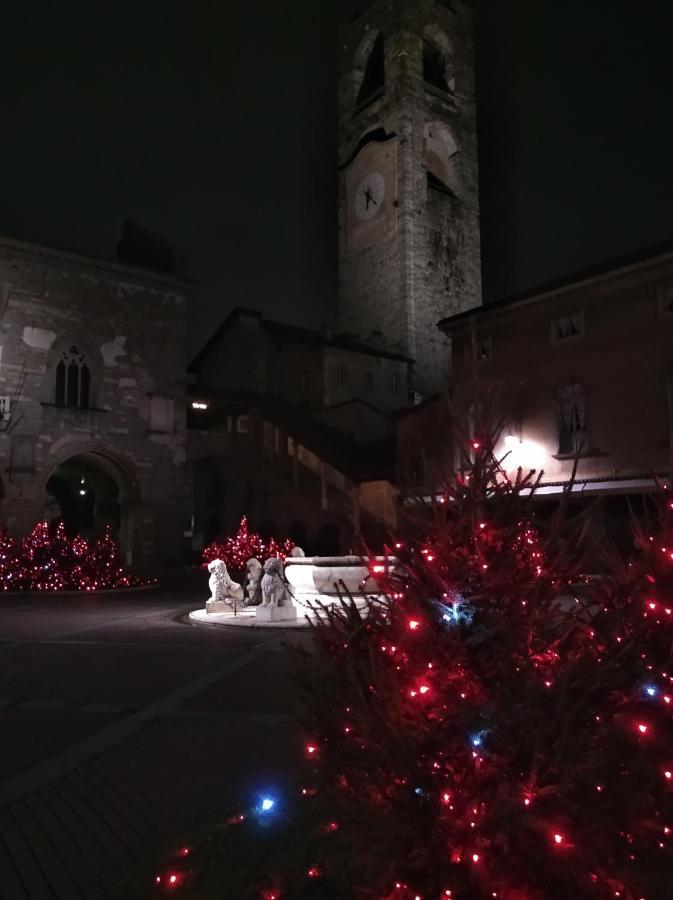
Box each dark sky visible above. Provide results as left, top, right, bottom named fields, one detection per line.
left=1, top=0, right=672, bottom=356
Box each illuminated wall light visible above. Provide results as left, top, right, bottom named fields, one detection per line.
left=192, top=401, right=209, bottom=410
left=503, top=434, right=546, bottom=471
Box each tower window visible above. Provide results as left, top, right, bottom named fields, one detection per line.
left=336, top=365, right=347, bottom=386
left=54, top=346, right=90, bottom=409
left=423, top=39, right=452, bottom=93
left=356, top=33, right=385, bottom=107
left=556, top=382, right=588, bottom=455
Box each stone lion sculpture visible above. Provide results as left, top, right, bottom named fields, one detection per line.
left=261, top=557, right=292, bottom=608
left=207, top=559, right=243, bottom=605
left=245, top=557, right=263, bottom=606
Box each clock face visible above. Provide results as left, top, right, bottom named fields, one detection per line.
left=354, top=171, right=386, bottom=221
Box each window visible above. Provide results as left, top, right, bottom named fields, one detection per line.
left=356, top=33, right=385, bottom=106
left=409, top=453, right=425, bottom=487
left=55, top=345, right=90, bottom=409
left=336, top=365, right=347, bottom=387
left=556, top=382, right=588, bottom=455
left=391, top=371, right=403, bottom=394
left=423, top=39, right=452, bottom=93
left=363, top=370, right=374, bottom=390
left=551, top=311, right=584, bottom=342
left=474, top=335, right=492, bottom=362
left=236, top=415, right=250, bottom=434
left=658, top=283, right=673, bottom=316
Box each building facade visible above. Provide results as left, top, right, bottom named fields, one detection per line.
left=0, top=236, right=188, bottom=565
left=337, top=0, right=482, bottom=397
left=397, top=245, right=673, bottom=544
left=189, top=306, right=411, bottom=443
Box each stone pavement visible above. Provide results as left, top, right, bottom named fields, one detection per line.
left=0, top=586, right=309, bottom=898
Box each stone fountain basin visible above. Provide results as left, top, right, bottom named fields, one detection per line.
left=285, top=555, right=396, bottom=603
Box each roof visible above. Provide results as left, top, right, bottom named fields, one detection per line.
left=0, top=233, right=191, bottom=289
left=189, top=306, right=412, bottom=372
left=438, top=238, right=673, bottom=334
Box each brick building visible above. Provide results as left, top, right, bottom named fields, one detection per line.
left=0, top=235, right=188, bottom=564
left=396, top=243, right=673, bottom=545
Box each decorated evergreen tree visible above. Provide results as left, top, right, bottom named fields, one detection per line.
left=203, top=516, right=294, bottom=575
left=156, top=436, right=673, bottom=899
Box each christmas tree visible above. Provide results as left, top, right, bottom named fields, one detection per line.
left=155, top=436, right=673, bottom=899
left=0, top=521, right=148, bottom=592
left=203, top=516, right=294, bottom=575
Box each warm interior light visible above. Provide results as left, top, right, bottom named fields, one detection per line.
left=192, top=401, right=208, bottom=410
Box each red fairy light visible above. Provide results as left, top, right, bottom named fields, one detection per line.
left=408, top=619, right=420, bottom=630
left=307, top=866, right=321, bottom=878
left=306, top=743, right=318, bottom=755
left=637, top=723, right=649, bottom=735
left=419, top=685, right=430, bottom=694
left=553, top=832, right=564, bottom=846
left=372, top=564, right=385, bottom=574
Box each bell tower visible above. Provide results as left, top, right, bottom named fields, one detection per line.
left=337, top=0, right=482, bottom=396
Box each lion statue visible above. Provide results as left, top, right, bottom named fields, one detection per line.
left=207, top=559, right=243, bottom=605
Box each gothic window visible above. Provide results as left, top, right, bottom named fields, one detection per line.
left=356, top=33, right=385, bottom=107
left=54, top=346, right=90, bottom=409
left=390, top=371, right=402, bottom=394
left=336, top=365, right=347, bottom=387
left=423, top=39, right=452, bottom=93
left=552, top=311, right=584, bottom=342
left=556, top=382, right=588, bottom=455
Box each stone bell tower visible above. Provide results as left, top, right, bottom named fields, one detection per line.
left=337, top=0, right=482, bottom=397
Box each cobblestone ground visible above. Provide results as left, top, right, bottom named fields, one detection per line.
left=0, top=583, right=308, bottom=898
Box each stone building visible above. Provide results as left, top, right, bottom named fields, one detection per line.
left=187, top=307, right=406, bottom=554
left=337, top=0, right=481, bottom=397
left=396, top=242, right=673, bottom=544
left=0, top=235, right=188, bottom=564
left=189, top=306, right=411, bottom=443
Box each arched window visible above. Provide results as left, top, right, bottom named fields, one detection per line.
left=556, top=382, right=587, bottom=455
left=55, top=346, right=90, bottom=409
left=356, top=32, right=385, bottom=107
left=423, top=39, right=450, bottom=92
left=424, top=122, right=458, bottom=195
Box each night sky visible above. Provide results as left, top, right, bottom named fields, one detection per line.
left=1, top=0, right=672, bottom=356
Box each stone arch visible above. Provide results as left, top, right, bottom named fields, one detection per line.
left=424, top=121, right=459, bottom=195
left=422, top=24, right=455, bottom=94
left=46, top=332, right=104, bottom=410
left=40, top=445, right=140, bottom=564
left=353, top=29, right=385, bottom=107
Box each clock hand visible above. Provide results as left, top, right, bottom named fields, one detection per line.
left=364, top=187, right=378, bottom=209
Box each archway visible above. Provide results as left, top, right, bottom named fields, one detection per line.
left=43, top=451, right=137, bottom=563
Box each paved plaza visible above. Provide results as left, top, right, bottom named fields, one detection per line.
left=0, top=580, right=308, bottom=898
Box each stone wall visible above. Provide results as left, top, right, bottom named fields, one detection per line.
left=337, top=0, right=482, bottom=397
left=0, top=236, right=188, bottom=565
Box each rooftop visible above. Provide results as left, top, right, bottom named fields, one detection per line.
left=189, top=306, right=412, bottom=372
left=438, top=238, right=673, bottom=333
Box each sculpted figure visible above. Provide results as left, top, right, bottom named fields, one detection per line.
left=207, top=559, right=244, bottom=605
left=245, top=557, right=263, bottom=606
left=261, top=557, right=293, bottom=608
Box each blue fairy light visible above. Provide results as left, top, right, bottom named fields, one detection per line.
left=469, top=730, right=487, bottom=749
left=644, top=684, right=658, bottom=698
left=261, top=797, right=274, bottom=811
left=432, top=593, right=475, bottom=628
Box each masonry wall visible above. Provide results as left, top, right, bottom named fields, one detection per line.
left=337, top=0, right=482, bottom=397
left=398, top=253, right=673, bottom=497
left=0, top=237, right=187, bottom=565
